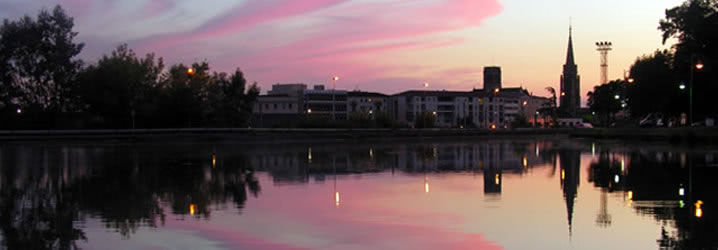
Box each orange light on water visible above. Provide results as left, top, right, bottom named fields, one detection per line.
left=189, top=204, right=197, bottom=215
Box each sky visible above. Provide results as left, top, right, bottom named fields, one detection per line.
left=0, top=0, right=684, bottom=104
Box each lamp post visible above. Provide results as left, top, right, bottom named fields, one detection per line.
left=689, top=58, right=704, bottom=125
left=423, top=82, right=429, bottom=129
left=332, top=76, right=339, bottom=121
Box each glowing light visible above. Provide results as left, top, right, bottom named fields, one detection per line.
left=490, top=124, right=497, bottom=130
left=696, top=61, right=704, bottom=70
left=494, top=174, right=500, bottom=185
left=561, top=92, right=566, bottom=96
left=592, top=143, right=596, bottom=156
left=189, top=204, right=197, bottom=215
left=333, top=76, right=340, bottom=81
left=425, top=182, right=430, bottom=193
left=614, top=175, right=620, bottom=183
left=369, top=148, right=374, bottom=159
left=522, top=156, right=528, bottom=168
left=522, top=101, right=528, bottom=106
left=621, top=159, right=625, bottom=172
left=432, top=111, right=437, bottom=116
left=536, top=145, right=540, bottom=157
left=627, top=78, right=634, bottom=83
left=369, top=110, right=373, bottom=114
left=679, top=84, right=686, bottom=90
left=627, top=191, right=633, bottom=200
left=212, top=154, right=216, bottom=168
left=16, top=108, right=21, bottom=114
left=308, top=147, right=312, bottom=163
left=614, top=95, right=620, bottom=100
left=561, top=169, right=565, bottom=180
left=335, top=191, right=340, bottom=207
left=307, top=109, right=312, bottom=113
left=680, top=200, right=685, bottom=208
left=187, top=68, right=195, bottom=75
left=695, top=200, right=704, bottom=218
left=494, top=88, right=499, bottom=93
left=679, top=187, right=685, bottom=196
left=423, top=82, right=429, bottom=88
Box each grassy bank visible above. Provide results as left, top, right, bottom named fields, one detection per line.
left=570, top=127, right=718, bottom=144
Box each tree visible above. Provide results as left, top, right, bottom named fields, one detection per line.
left=627, top=50, right=680, bottom=117
left=77, top=45, right=164, bottom=128
left=588, top=80, right=627, bottom=126
left=510, top=113, right=530, bottom=128
left=0, top=5, right=84, bottom=112
left=537, top=87, right=558, bottom=127
left=660, top=0, right=718, bottom=119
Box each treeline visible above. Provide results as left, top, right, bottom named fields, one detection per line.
left=0, top=6, right=259, bottom=129
left=588, top=0, right=718, bottom=125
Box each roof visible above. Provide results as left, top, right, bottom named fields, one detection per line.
left=391, top=90, right=485, bottom=97
left=347, top=91, right=388, bottom=97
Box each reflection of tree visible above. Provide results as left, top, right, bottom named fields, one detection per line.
left=0, top=147, right=86, bottom=249
left=1, top=145, right=262, bottom=247
left=590, top=148, right=718, bottom=250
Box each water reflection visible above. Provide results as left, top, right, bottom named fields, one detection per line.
left=0, top=140, right=717, bottom=249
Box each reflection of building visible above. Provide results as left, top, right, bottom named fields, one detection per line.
left=559, top=149, right=581, bottom=234
left=484, top=167, right=502, bottom=195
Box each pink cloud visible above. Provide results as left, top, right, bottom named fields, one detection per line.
left=137, top=0, right=350, bottom=51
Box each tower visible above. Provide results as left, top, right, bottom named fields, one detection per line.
left=596, top=41, right=612, bottom=85
left=560, top=26, right=581, bottom=117
left=483, top=66, right=501, bottom=91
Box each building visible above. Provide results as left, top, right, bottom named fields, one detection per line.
left=304, top=85, right=348, bottom=120
left=560, top=26, right=581, bottom=117
left=252, top=84, right=306, bottom=127
left=484, top=66, right=502, bottom=91
left=347, top=91, right=388, bottom=114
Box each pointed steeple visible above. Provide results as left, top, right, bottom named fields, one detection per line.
left=566, top=25, right=575, bottom=65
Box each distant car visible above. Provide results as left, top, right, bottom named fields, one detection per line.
left=580, top=123, right=594, bottom=128
left=640, top=113, right=664, bottom=128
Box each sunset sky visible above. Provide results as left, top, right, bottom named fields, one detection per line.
left=1, top=0, right=683, bottom=104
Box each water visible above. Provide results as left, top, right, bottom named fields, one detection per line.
left=1, top=138, right=717, bottom=250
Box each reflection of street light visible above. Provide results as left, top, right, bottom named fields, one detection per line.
left=695, top=200, right=704, bottom=218
left=189, top=204, right=197, bottom=215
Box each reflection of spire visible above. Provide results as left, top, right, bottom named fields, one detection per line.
left=560, top=150, right=580, bottom=236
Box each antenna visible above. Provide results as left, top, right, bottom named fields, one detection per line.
left=595, top=41, right=612, bottom=84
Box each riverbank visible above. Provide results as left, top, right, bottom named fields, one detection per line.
left=1, top=127, right=717, bottom=144
left=0, top=128, right=570, bottom=142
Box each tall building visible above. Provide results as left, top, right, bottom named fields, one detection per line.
left=483, top=66, right=502, bottom=91
left=560, top=26, right=581, bottom=117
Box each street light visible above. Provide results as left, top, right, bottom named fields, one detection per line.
left=614, top=95, right=620, bottom=100
left=187, top=67, right=195, bottom=75
left=679, top=84, right=686, bottom=90
left=689, top=58, right=704, bottom=125
left=422, top=82, right=429, bottom=129
left=627, top=78, right=634, bottom=84
left=332, top=76, right=339, bottom=121
left=16, top=108, right=22, bottom=114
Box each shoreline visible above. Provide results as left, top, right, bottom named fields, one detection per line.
left=1, top=128, right=717, bottom=144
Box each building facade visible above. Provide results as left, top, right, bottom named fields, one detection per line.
left=484, top=66, right=502, bottom=91
left=560, top=27, right=581, bottom=117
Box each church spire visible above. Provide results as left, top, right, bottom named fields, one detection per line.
left=566, top=25, right=575, bottom=65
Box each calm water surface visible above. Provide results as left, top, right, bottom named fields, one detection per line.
left=1, top=138, right=717, bottom=250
